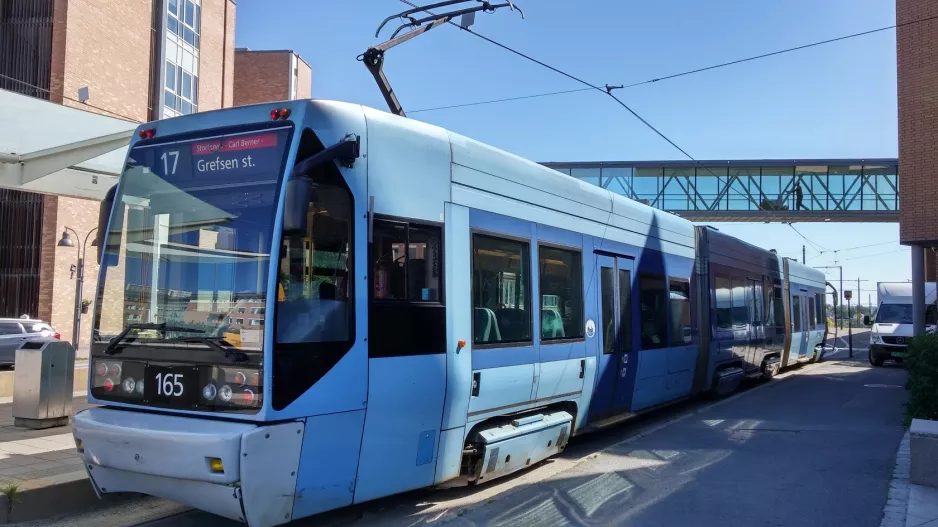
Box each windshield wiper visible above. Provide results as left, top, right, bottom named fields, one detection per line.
left=179, top=337, right=250, bottom=363
left=103, top=323, right=203, bottom=355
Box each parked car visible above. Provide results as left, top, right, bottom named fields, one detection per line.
left=0, top=318, right=61, bottom=366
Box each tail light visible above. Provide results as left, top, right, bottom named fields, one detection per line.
left=51, top=332, right=60, bottom=340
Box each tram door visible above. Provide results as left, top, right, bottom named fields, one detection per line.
left=590, top=253, right=637, bottom=420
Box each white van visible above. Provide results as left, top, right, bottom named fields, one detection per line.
left=867, top=282, right=938, bottom=366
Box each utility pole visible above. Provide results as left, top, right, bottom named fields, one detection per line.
left=803, top=245, right=806, bottom=264
left=845, top=289, right=853, bottom=358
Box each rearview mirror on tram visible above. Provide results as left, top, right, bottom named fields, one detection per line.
left=282, top=134, right=360, bottom=235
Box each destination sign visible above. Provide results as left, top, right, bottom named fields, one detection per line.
left=125, top=126, right=293, bottom=188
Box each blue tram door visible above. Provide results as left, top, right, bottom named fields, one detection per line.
left=590, top=253, right=636, bottom=420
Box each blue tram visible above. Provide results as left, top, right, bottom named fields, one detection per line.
left=72, top=100, right=826, bottom=526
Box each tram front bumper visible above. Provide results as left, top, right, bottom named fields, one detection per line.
left=72, top=407, right=305, bottom=526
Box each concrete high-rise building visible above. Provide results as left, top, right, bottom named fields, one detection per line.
left=0, top=0, right=236, bottom=349
left=233, top=49, right=312, bottom=106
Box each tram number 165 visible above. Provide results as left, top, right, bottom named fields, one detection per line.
left=155, top=372, right=185, bottom=397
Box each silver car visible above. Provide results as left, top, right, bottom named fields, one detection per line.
left=0, top=318, right=60, bottom=365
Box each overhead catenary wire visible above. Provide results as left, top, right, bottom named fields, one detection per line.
left=410, top=12, right=938, bottom=114
left=399, top=0, right=764, bottom=210
left=786, top=223, right=829, bottom=253
left=807, top=240, right=900, bottom=261
left=839, top=248, right=910, bottom=262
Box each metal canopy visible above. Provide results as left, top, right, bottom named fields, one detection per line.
left=0, top=89, right=135, bottom=200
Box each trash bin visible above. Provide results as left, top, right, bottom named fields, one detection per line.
left=12, top=340, right=76, bottom=429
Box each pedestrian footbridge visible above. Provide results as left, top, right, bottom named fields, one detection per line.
left=542, top=159, right=899, bottom=223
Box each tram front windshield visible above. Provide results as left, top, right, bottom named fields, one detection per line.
left=92, top=125, right=293, bottom=354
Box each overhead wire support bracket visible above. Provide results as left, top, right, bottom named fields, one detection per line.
left=361, top=0, right=524, bottom=117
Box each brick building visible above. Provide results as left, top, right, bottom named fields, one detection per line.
left=0, top=0, right=311, bottom=351
left=233, top=49, right=312, bottom=107
left=897, top=0, right=938, bottom=331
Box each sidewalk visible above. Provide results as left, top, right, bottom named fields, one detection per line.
left=0, top=395, right=95, bottom=523
left=881, top=431, right=938, bottom=527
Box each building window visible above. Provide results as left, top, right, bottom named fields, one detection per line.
left=669, top=278, right=692, bottom=345
left=638, top=274, right=668, bottom=349
left=472, top=234, right=531, bottom=345
left=163, top=0, right=200, bottom=117
left=538, top=245, right=583, bottom=341
left=369, top=218, right=445, bottom=358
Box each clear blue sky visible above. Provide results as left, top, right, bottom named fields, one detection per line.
left=236, top=0, right=904, bottom=305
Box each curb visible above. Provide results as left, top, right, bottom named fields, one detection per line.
left=0, top=473, right=95, bottom=524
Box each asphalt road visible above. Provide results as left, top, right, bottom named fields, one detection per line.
left=41, top=347, right=906, bottom=527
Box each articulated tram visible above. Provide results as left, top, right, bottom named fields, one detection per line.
left=72, top=100, right=827, bottom=526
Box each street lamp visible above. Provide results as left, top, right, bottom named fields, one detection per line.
left=57, top=227, right=97, bottom=349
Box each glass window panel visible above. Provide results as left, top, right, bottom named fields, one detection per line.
left=407, top=224, right=442, bottom=302
left=729, top=167, right=760, bottom=211
left=472, top=235, right=531, bottom=344
left=167, top=16, right=178, bottom=35
left=194, top=4, right=201, bottom=33
left=664, top=167, right=694, bottom=211
left=176, top=66, right=183, bottom=92
left=751, top=281, right=763, bottom=327
left=830, top=165, right=862, bottom=211
left=194, top=33, right=199, bottom=49
left=602, top=167, right=633, bottom=198
left=184, top=26, right=195, bottom=45
left=633, top=167, right=661, bottom=205
left=571, top=168, right=601, bottom=188
left=192, top=75, right=198, bottom=105
left=551, top=167, right=571, bottom=176
left=180, top=100, right=192, bottom=114
left=164, top=90, right=176, bottom=110
left=601, top=267, right=614, bottom=355
left=185, top=0, right=195, bottom=25
left=731, top=278, right=747, bottom=326
left=618, top=269, right=631, bottom=353
left=539, top=246, right=583, bottom=340
left=792, top=295, right=802, bottom=331
left=773, top=286, right=785, bottom=327
left=865, top=166, right=896, bottom=211
left=669, top=279, right=692, bottom=345
left=796, top=166, right=827, bottom=211
left=808, top=299, right=815, bottom=329
left=165, top=61, right=176, bottom=90
left=715, top=275, right=732, bottom=329
left=639, top=274, right=668, bottom=349
left=762, top=167, right=791, bottom=211
left=182, top=71, right=192, bottom=99
left=168, top=0, right=178, bottom=16
left=698, top=167, right=729, bottom=210
left=372, top=221, right=407, bottom=300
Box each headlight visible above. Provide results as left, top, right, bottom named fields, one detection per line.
left=871, top=334, right=882, bottom=344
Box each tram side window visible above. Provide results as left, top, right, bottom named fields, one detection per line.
left=276, top=156, right=352, bottom=345
left=815, top=294, right=825, bottom=326
left=714, top=275, right=732, bottom=329
left=669, top=278, right=692, bottom=345
left=538, top=245, right=583, bottom=341
left=473, top=234, right=531, bottom=345
left=731, top=278, right=748, bottom=327
left=369, top=218, right=444, bottom=357
left=792, top=295, right=802, bottom=331
left=773, top=285, right=785, bottom=327
left=808, top=299, right=816, bottom=330
left=639, top=274, right=668, bottom=350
